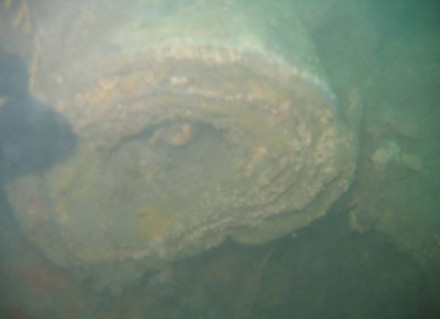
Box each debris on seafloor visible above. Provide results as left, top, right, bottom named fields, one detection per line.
left=370, top=140, right=401, bottom=167
left=370, top=139, right=425, bottom=174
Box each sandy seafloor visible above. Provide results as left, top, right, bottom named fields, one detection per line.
left=1, top=0, right=440, bottom=318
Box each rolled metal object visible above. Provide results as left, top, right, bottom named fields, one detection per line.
left=4, top=0, right=358, bottom=290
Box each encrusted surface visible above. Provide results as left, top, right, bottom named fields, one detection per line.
left=8, top=46, right=355, bottom=268
left=4, top=0, right=358, bottom=290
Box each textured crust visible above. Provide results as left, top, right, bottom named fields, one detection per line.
left=4, top=1, right=358, bottom=291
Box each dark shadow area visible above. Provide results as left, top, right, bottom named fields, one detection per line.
left=253, top=209, right=439, bottom=319
left=0, top=49, right=77, bottom=183
left=0, top=48, right=80, bottom=317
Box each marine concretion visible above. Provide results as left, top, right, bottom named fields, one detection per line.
left=2, top=0, right=358, bottom=291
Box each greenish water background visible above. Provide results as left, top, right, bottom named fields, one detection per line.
left=0, top=0, right=439, bottom=318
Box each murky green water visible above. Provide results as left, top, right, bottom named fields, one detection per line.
left=0, top=1, right=439, bottom=318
